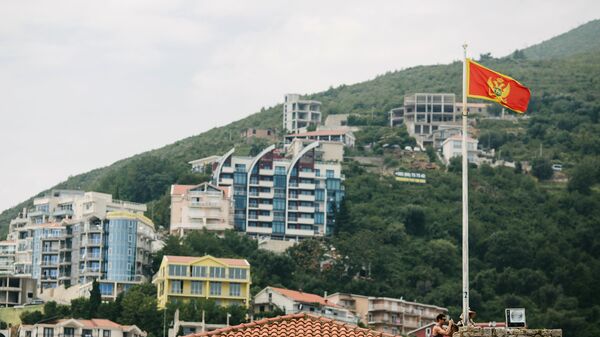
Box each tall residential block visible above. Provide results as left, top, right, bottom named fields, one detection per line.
left=170, top=183, right=233, bottom=237
left=153, top=255, right=251, bottom=309
left=6, top=190, right=156, bottom=297
left=283, top=94, right=322, bottom=133
left=327, top=293, right=447, bottom=335
left=190, top=141, right=344, bottom=243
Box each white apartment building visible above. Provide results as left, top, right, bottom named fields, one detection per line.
left=253, top=287, right=358, bottom=325
left=190, top=141, right=344, bottom=243
left=18, top=318, right=147, bottom=337
left=0, top=240, right=16, bottom=274
left=169, top=183, right=233, bottom=237
left=283, top=94, right=322, bottom=133
left=6, top=190, right=156, bottom=298
left=441, top=134, right=479, bottom=164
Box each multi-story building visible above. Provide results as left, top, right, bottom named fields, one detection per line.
left=0, top=275, right=36, bottom=306
left=283, top=94, right=322, bottom=133
left=253, top=286, right=358, bottom=325
left=153, top=255, right=251, bottom=309
left=455, top=102, right=491, bottom=116
left=441, top=134, right=479, bottom=164
left=390, top=93, right=459, bottom=148
left=327, top=293, right=447, bottom=335
left=191, top=141, right=344, bottom=243
left=6, top=190, right=156, bottom=296
left=0, top=240, right=16, bottom=274
left=169, top=183, right=233, bottom=237
left=284, top=129, right=356, bottom=148
left=18, top=318, right=147, bottom=337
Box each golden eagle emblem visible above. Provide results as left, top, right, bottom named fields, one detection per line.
left=487, top=77, right=510, bottom=104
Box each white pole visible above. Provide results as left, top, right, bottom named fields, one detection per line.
left=461, top=43, right=470, bottom=327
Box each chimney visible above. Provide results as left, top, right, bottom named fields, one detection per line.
left=324, top=291, right=328, bottom=302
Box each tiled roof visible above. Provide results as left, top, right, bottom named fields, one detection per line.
left=58, top=318, right=123, bottom=329
left=165, top=255, right=250, bottom=267
left=184, top=313, right=398, bottom=337
left=171, top=184, right=198, bottom=195
left=270, top=287, right=336, bottom=307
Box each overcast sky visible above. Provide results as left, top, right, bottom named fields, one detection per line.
left=0, top=1, right=598, bottom=212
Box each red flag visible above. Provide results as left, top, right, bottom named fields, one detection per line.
left=467, top=59, right=531, bottom=113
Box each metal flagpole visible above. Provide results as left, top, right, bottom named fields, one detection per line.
left=461, top=43, right=470, bottom=327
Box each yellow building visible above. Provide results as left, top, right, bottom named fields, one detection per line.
left=153, top=255, right=251, bottom=309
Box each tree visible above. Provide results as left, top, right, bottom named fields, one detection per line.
left=89, top=279, right=102, bottom=317
left=531, top=158, right=553, bottom=180
left=20, top=311, right=44, bottom=325
left=568, top=159, right=598, bottom=194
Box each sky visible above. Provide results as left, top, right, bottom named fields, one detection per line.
left=0, top=0, right=598, bottom=212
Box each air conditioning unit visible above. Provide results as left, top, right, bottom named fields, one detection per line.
left=505, top=308, right=526, bottom=328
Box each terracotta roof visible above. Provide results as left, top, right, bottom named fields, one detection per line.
left=165, top=255, right=249, bottom=267
left=269, top=287, right=336, bottom=307
left=287, top=129, right=350, bottom=137
left=171, top=184, right=198, bottom=195
left=58, top=318, right=123, bottom=329
left=184, top=313, right=397, bottom=337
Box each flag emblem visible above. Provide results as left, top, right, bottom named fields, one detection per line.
left=486, top=77, right=510, bottom=104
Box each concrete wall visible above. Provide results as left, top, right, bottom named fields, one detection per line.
left=454, top=327, right=561, bottom=337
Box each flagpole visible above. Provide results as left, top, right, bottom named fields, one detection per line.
left=461, top=43, right=470, bottom=327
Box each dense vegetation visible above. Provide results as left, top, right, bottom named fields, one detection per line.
left=523, top=19, right=600, bottom=60
left=1, top=18, right=600, bottom=337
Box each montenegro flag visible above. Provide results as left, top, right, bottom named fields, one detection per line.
left=466, top=59, right=531, bottom=113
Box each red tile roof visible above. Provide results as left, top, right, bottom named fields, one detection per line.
left=185, top=313, right=397, bottom=337
left=171, top=184, right=198, bottom=195
left=58, top=318, right=123, bottom=329
left=270, top=287, right=336, bottom=307
left=165, top=255, right=250, bottom=267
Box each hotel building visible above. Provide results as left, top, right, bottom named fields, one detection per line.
left=153, top=255, right=251, bottom=309
left=190, top=140, right=344, bottom=242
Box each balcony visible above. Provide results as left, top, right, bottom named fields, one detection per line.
left=259, top=168, right=274, bottom=175
left=259, top=180, right=273, bottom=187
left=191, top=201, right=222, bottom=208
left=258, top=191, right=274, bottom=199
left=297, top=206, right=314, bottom=213
left=221, top=166, right=234, bottom=173
left=299, top=171, right=316, bottom=178
left=220, top=178, right=233, bottom=185
left=246, top=226, right=273, bottom=234
left=258, top=203, right=273, bottom=210
left=298, top=194, right=315, bottom=201
left=297, top=217, right=314, bottom=225
left=258, top=214, right=273, bottom=222
left=53, top=209, right=74, bottom=217
left=286, top=228, right=315, bottom=237
left=298, top=183, right=315, bottom=190
left=42, top=247, right=59, bottom=253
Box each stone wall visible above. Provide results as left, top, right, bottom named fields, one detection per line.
left=453, top=327, right=562, bottom=337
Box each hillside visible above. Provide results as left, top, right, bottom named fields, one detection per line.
left=1, top=19, right=600, bottom=337
left=522, top=19, right=600, bottom=60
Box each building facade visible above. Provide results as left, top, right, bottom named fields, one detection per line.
left=0, top=274, right=36, bottom=307
left=153, top=255, right=251, bottom=309
left=170, top=183, right=233, bottom=237
left=283, top=94, right=322, bottom=133
left=391, top=93, right=460, bottom=148
left=6, top=190, right=156, bottom=295
left=18, top=319, right=147, bottom=337
left=0, top=241, right=16, bottom=275
left=191, top=141, right=344, bottom=243
left=240, top=128, right=277, bottom=142
left=441, top=135, right=479, bottom=164
left=327, top=293, right=448, bottom=335
left=253, top=287, right=358, bottom=325
left=284, top=129, right=356, bottom=148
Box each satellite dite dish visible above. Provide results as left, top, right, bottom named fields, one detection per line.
left=505, top=308, right=526, bottom=328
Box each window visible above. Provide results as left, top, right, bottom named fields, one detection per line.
left=326, top=170, right=334, bottom=178
left=43, top=328, right=54, bottom=337
left=229, top=283, right=241, bottom=297
left=210, top=267, right=225, bottom=278
left=229, top=268, right=247, bottom=280
left=191, top=281, right=203, bottom=294
left=64, top=328, right=74, bottom=337
left=191, top=266, right=206, bottom=277
left=103, top=330, right=111, bottom=337
left=168, top=265, right=187, bottom=277
left=210, top=282, right=222, bottom=295
left=170, top=280, right=183, bottom=294
left=82, top=330, right=92, bottom=337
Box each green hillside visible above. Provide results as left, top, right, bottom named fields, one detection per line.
left=1, top=20, right=600, bottom=337
left=522, top=19, right=600, bottom=60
